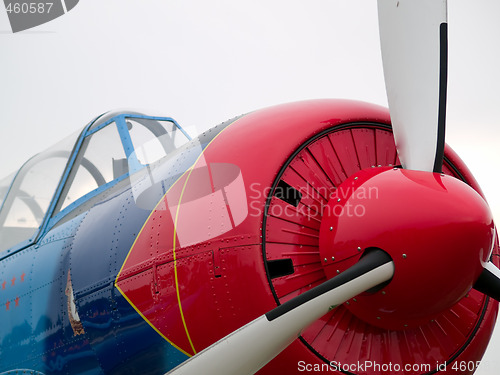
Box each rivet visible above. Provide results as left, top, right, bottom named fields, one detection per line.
left=346, top=301, right=350, bottom=305
left=404, top=324, right=408, bottom=327
left=353, top=298, right=357, bottom=302
left=324, top=258, right=328, bottom=263
left=331, top=257, right=335, bottom=261
left=337, top=198, right=341, bottom=202
left=402, top=254, right=407, bottom=259
left=354, top=177, right=358, bottom=180
left=357, top=247, right=362, bottom=252
left=376, top=316, right=381, bottom=320
left=329, top=226, right=333, bottom=231
left=336, top=270, right=340, bottom=274
left=381, top=291, right=386, bottom=295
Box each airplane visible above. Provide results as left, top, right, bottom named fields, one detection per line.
left=1, top=0, right=499, bottom=374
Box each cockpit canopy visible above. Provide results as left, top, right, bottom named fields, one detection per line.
left=0, top=111, right=190, bottom=253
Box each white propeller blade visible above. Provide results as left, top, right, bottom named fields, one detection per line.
left=474, top=261, right=500, bottom=301
left=168, top=251, right=394, bottom=375
left=378, top=0, right=448, bottom=172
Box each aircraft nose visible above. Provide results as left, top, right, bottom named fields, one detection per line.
left=319, top=167, right=494, bottom=330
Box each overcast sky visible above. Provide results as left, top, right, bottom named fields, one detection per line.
left=1, top=1, right=499, bottom=373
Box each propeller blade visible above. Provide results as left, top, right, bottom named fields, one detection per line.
left=378, top=0, right=448, bottom=172
left=168, top=250, right=394, bottom=375
left=474, top=262, right=500, bottom=301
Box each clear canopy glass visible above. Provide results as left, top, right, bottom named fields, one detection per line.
left=0, top=130, right=80, bottom=252
left=0, top=112, right=190, bottom=254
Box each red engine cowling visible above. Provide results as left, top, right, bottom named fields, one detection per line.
left=115, top=99, right=498, bottom=375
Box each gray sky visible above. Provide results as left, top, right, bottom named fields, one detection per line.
left=1, top=0, right=500, bottom=373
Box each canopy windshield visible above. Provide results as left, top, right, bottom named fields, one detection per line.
left=0, top=112, right=190, bottom=254
left=0, top=130, right=80, bottom=252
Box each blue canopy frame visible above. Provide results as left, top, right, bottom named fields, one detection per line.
left=0, top=111, right=190, bottom=259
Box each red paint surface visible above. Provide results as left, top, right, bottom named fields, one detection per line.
left=115, top=100, right=498, bottom=374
